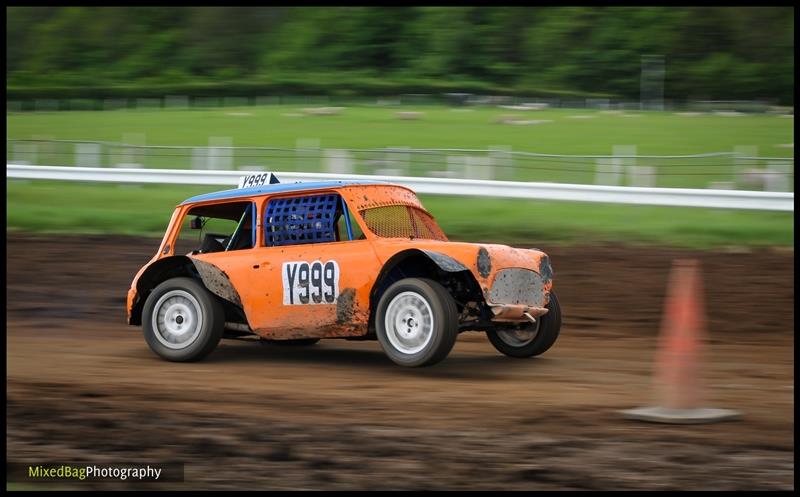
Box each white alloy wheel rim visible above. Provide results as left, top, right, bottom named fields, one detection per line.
left=384, top=291, right=435, bottom=355
left=152, top=289, right=204, bottom=350
left=496, top=320, right=541, bottom=347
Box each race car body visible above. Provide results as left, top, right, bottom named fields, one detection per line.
left=127, top=175, right=561, bottom=366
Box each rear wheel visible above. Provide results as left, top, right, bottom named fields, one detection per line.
left=487, top=291, right=562, bottom=358
left=142, top=277, right=224, bottom=362
left=375, top=278, right=458, bottom=367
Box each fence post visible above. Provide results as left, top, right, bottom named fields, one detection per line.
left=465, top=156, right=494, bottom=180
left=324, top=149, right=354, bottom=174
left=118, top=133, right=146, bottom=168
left=295, top=138, right=321, bottom=172
left=11, top=141, right=37, bottom=165
left=489, top=145, right=513, bottom=181
left=75, top=143, right=101, bottom=168
left=613, top=145, right=638, bottom=186
left=595, top=158, right=621, bottom=186
left=32, top=136, right=58, bottom=166
left=208, top=137, right=233, bottom=170
left=765, top=161, right=792, bottom=192
left=192, top=148, right=208, bottom=170
left=383, top=147, right=410, bottom=176
left=446, top=156, right=466, bottom=178
left=629, top=165, right=655, bottom=187
left=734, top=145, right=759, bottom=190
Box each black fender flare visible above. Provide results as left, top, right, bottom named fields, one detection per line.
left=188, top=257, right=243, bottom=307
left=419, top=249, right=469, bottom=273
left=132, top=256, right=243, bottom=324
left=369, top=249, right=470, bottom=303
left=135, top=256, right=196, bottom=298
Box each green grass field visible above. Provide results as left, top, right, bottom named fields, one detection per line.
left=7, top=105, right=794, bottom=154
left=8, top=105, right=794, bottom=188
left=6, top=105, right=794, bottom=248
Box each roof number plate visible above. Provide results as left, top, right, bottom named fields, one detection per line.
left=238, top=173, right=278, bottom=189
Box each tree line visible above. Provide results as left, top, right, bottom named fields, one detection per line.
left=6, top=7, right=794, bottom=104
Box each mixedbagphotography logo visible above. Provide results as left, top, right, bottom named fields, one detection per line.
left=7, top=463, right=185, bottom=483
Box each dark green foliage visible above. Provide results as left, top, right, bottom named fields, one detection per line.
left=6, top=7, right=794, bottom=104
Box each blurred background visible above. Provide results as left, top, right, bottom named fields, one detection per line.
left=6, top=6, right=794, bottom=491
left=6, top=6, right=794, bottom=246
left=5, top=6, right=794, bottom=105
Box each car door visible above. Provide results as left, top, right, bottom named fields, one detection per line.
left=243, top=191, right=382, bottom=338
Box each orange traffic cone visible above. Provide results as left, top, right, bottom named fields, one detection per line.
left=621, top=259, right=741, bottom=423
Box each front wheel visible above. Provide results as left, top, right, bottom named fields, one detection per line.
left=142, top=277, right=224, bottom=362
left=375, top=278, right=458, bottom=367
left=486, top=291, right=562, bottom=358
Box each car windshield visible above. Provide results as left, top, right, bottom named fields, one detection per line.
left=359, top=205, right=447, bottom=241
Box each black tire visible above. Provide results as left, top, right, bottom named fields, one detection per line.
left=142, top=277, right=224, bottom=362
left=486, top=290, right=562, bottom=358
left=375, top=278, right=458, bottom=367
left=260, top=338, right=321, bottom=347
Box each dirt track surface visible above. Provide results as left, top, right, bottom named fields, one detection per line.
left=6, top=234, right=795, bottom=490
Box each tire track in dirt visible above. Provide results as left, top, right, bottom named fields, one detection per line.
left=6, top=234, right=794, bottom=490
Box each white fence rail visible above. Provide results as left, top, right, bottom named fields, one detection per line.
left=7, top=164, right=793, bottom=211
left=8, top=139, right=795, bottom=191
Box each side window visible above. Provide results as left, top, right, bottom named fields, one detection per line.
left=264, top=193, right=339, bottom=247
left=264, top=193, right=362, bottom=247
left=336, top=202, right=365, bottom=240
left=174, top=201, right=255, bottom=255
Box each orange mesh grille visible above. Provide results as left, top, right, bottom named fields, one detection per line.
left=360, top=205, right=447, bottom=241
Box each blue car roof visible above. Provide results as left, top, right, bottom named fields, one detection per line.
left=179, top=180, right=387, bottom=205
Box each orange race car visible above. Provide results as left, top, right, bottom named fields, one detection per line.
left=127, top=174, right=560, bottom=367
